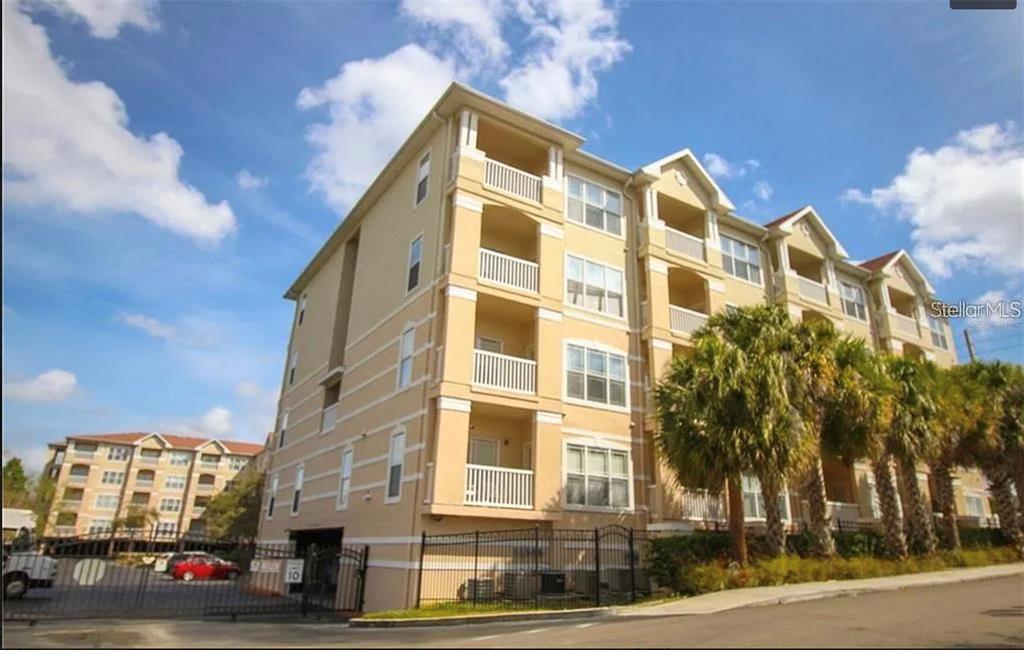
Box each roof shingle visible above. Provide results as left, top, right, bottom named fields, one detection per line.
left=67, top=432, right=264, bottom=456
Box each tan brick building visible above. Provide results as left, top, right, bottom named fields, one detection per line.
left=258, top=83, right=994, bottom=612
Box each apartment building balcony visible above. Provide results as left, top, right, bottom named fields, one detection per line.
left=462, top=403, right=535, bottom=510
left=658, top=193, right=708, bottom=265
left=321, top=401, right=338, bottom=433
left=798, top=276, right=829, bottom=304
left=884, top=287, right=922, bottom=340
left=465, top=464, right=534, bottom=509
left=450, top=115, right=552, bottom=206
left=679, top=488, right=726, bottom=521
left=477, top=204, right=540, bottom=295
left=825, top=501, right=862, bottom=529
left=785, top=247, right=831, bottom=306
left=472, top=294, right=537, bottom=396
left=473, top=350, right=536, bottom=394
left=667, top=267, right=711, bottom=338
left=67, top=466, right=89, bottom=484
left=54, top=526, right=77, bottom=536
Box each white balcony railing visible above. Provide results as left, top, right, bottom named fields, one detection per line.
left=465, top=464, right=534, bottom=509
left=826, top=501, right=862, bottom=528
left=483, top=158, right=542, bottom=203
left=798, top=276, right=829, bottom=304
left=680, top=488, right=727, bottom=521
left=665, top=227, right=706, bottom=261
left=322, top=402, right=338, bottom=432
left=669, top=305, right=709, bottom=335
left=473, top=350, right=536, bottom=394
left=54, top=526, right=77, bottom=536
left=68, top=474, right=88, bottom=484
left=137, top=456, right=159, bottom=465
left=478, top=249, right=539, bottom=293
left=893, top=312, right=920, bottom=338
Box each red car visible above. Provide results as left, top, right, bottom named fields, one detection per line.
left=171, top=555, right=241, bottom=582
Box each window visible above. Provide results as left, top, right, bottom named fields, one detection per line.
left=101, top=471, right=124, bottom=485
left=567, top=176, right=622, bottom=236
left=136, top=469, right=155, bottom=484
left=386, top=430, right=405, bottom=502
left=475, top=337, right=503, bottom=354
left=228, top=456, right=248, bottom=471
left=69, top=465, right=89, bottom=479
left=131, top=492, right=150, bottom=506
left=107, top=445, right=131, bottom=461
left=398, top=328, right=415, bottom=388
left=56, top=512, right=77, bottom=526
left=278, top=411, right=289, bottom=449
left=267, top=474, right=278, bottom=518
left=565, top=255, right=624, bottom=318
left=337, top=448, right=354, bottom=509
left=289, top=351, right=299, bottom=385
left=62, top=487, right=83, bottom=502
left=94, top=494, right=120, bottom=510
left=164, top=475, right=186, bottom=490
left=74, top=442, right=98, bottom=457
left=406, top=235, right=423, bottom=293
left=159, top=498, right=182, bottom=513
left=740, top=475, right=790, bottom=520
left=155, top=521, right=177, bottom=536
left=415, top=152, right=430, bottom=205
left=297, top=293, right=307, bottom=326
left=565, top=444, right=630, bottom=508
left=840, top=282, right=868, bottom=321
left=566, top=344, right=627, bottom=408
left=139, top=448, right=161, bottom=461
left=198, top=474, right=216, bottom=486
left=200, top=453, right=221, bottom=466
left=468, top=438, right=499, bottom=467
left=720, top=235, right=762, bottom=284
left=88, top=519, right=113, bottom=535
left=928, top=316, right=949, bottom=350
left=291, top=466, right=304, bottom=514
left=169, top=451, right=191, bottom=467
left=964, top=494, right=986, bottom=517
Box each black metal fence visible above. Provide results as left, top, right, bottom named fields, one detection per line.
left=3, top=530, right=368, bottom=621
left=415, top=525, right=652, bottom=610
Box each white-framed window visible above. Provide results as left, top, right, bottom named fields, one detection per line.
left=267, top=474, right=278, bottom=519
left=840, top=282, right=868, bottom=321
left=740, top=475, right=790, bottom=520
left=386, top=430, right=406, bottom=503
left=155, top=521, right=177, bottom=536
left=278, top=410, right=289, bottom=449
left=139, top=448, right=161, bottom=461
left=567, top=176, right=623, bottom=236
left=475, top=336, right=503, bottom=354
left=721, top=235, right=762, bottom=284
left=93, top=494, right=120, bottom=510
left=291, top=465, right=304, bottom=514
left=415, top=152, right=431, bottom=206
left=406, top=235, right=423, bottom=293
left=227, top=456, right=248, bottom=471
left=565, top=444, right=631, bottom=509
left=164, top=475, right=186, bottom=490
left=288, top=351, right=299, bottom=386
left=964, top=493, right=986, bottom=517
left=297, top=293, right=308, bottom=326
left=159, top=498, right=182, bottom=513
left=337, top=448, right=354, bottom=510
left=566, top=344, right=627, bottom=408
left=169, top=451, right=191, bottom=467
left=101, top=471, right=124, bottom=485
left=468, top=438, right=499, bottom=467
left=565, top=254, right=624, bottom=318
left=88, top=519, right=113, bottom=535
left=398, top=327, right=415, bottom=388
left=107, top=445, right=131, bottom=461
left=928, top=316, right=949, bottom=350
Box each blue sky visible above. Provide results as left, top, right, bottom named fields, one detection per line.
left=3, top=0, right=1022, bottom=472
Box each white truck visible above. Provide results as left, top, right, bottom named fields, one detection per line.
left=2, top=508, right=58, bottom=599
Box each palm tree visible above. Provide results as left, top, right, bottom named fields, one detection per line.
left=997, top=365, right=1024, bottom=522
left=824, top=338, right=907, bottom=558
left=884, top=355, right=939, bottom=555
left=656, top=305, right=807, bottom=562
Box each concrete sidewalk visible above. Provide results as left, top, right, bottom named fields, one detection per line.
left=614, top=562, right=1024, bottom=617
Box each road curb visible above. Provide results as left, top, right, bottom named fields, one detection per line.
left=348, top=607, right=608, bottom=628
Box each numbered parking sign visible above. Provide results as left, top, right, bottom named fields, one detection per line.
left=284, top=558, right=304, bottom=584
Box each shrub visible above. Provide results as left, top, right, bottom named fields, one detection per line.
left=649, top=532, right=733, bottom=587
left=959, top=527, right=1006, bottom=549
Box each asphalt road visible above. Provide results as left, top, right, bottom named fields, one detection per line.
left=5, top=575, right=1023, bottom=648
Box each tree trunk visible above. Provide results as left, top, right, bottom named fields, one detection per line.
left=898, top=459, right=938, bottom=555
left=803, top=456, right=836, bottom=557
left=986, top=462, right=1024, bottom=559
left=872, top=455, right=908, bottom=559
left=930, top=458, right=961, bottom=551
left=727, top=476, right=748, bottom=565
left=1013, top=456, right=1024, bottom=524
left=759, top=473, right=787, bottom=557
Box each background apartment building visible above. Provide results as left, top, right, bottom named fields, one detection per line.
left=43, top=433, right=264, bottom=537
left=258, top=83, right=992, bottom=612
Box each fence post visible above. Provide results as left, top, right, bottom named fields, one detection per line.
left=533, top=526, right=540, bottom=610
left=594, top=528, right=600, bottom=607
left=628, top=528, right=636, bottom=604
left=472, top=530, right=480, bottom=606
left=415, top=531, right=426, bottom=609
left=357, top=545, right=370, bottom=613
left=301, top=543, right=317, bottom=618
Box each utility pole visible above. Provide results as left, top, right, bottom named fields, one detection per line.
left=964, top=328, right=977, bottom=362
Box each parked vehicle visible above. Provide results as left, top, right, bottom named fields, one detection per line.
left=1, top=518, right=57, bottom=600
left=154, top=551, right=207, bottom=574
left=171, top=555, right=241, bottom=582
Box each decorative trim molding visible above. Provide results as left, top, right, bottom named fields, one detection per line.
left=538, top=308, right=563, bottom=322
left=438, top=396, right=471, bottom=413
left=536, top=411, right=562, bottom=425
left=458, top=146, right=486, bottom=161
left=652, top=339, right=673, bottom=351
left=540, top=222, right=564, bottom=239
left=453, top=192, right=483, bottom=213
left=445, top=285, right=477, bottom=302
left=708, top=280, right=726, bottom=294
left=648, top=258, right=669, bottom=275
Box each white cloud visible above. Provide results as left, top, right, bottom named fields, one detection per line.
left=753, top=180, right=774, bottom=202
left=236, top=169, right=268, bottom=191
left=702, top=153, right=761, bottom=179
left=499, top=0, right=630, bottom=121
left=400, top=0, right=508, bottom=69
left=2, top=369, right=77, bottom=402
left=29, top=0, right=159, bottom=39
left=968, top=289, right=1023, bottom=331
left=297, top=44, right=456, bottom=213
left=116, top=312, right=177, bottom=340
left=2, top=3, right=236, bottom=244
left=844, top=122, right=1024, bottom=278
left=198, top=406, right=233, bottom=437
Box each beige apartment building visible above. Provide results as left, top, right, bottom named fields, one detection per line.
left=258, top=82, right=993, bottom=612
left=43, top=433, right=264, bottom=537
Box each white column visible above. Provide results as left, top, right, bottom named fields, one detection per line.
left=459, top=110, right=478, bottom=149
left=547, top=146, right=563, bottom=180
left=825, top=259, right=838, bottom=289
left=705, top=210, right=720, bottom=249
left=776, top=240, right=791, bottom=275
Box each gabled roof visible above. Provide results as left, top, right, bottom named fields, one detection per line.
left=763, top=205, right=849, bottom=258
left=66, top=432, right=264, bottom=456
left=858, top=249, right=935, bottom=294
left=638, top=148, right=736, bottom=211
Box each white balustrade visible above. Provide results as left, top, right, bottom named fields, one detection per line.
left=680, top=488, right=726, bottom=521
left=665, top=226, right=706, bottom=261
left=826, top=501, right=862, bottom=528
left=484, top=158, right=542, bottom=203
left=473, top=350, right=537, bottom=394
left=478, top=249, right=539, bottom=293
left=893, top=313, right=920, bottom=337
left=798, top=276, right=829, bottom=304
left=669, top=305, right=709, bottom=335
left=465, top=464, right=534, bottom=509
